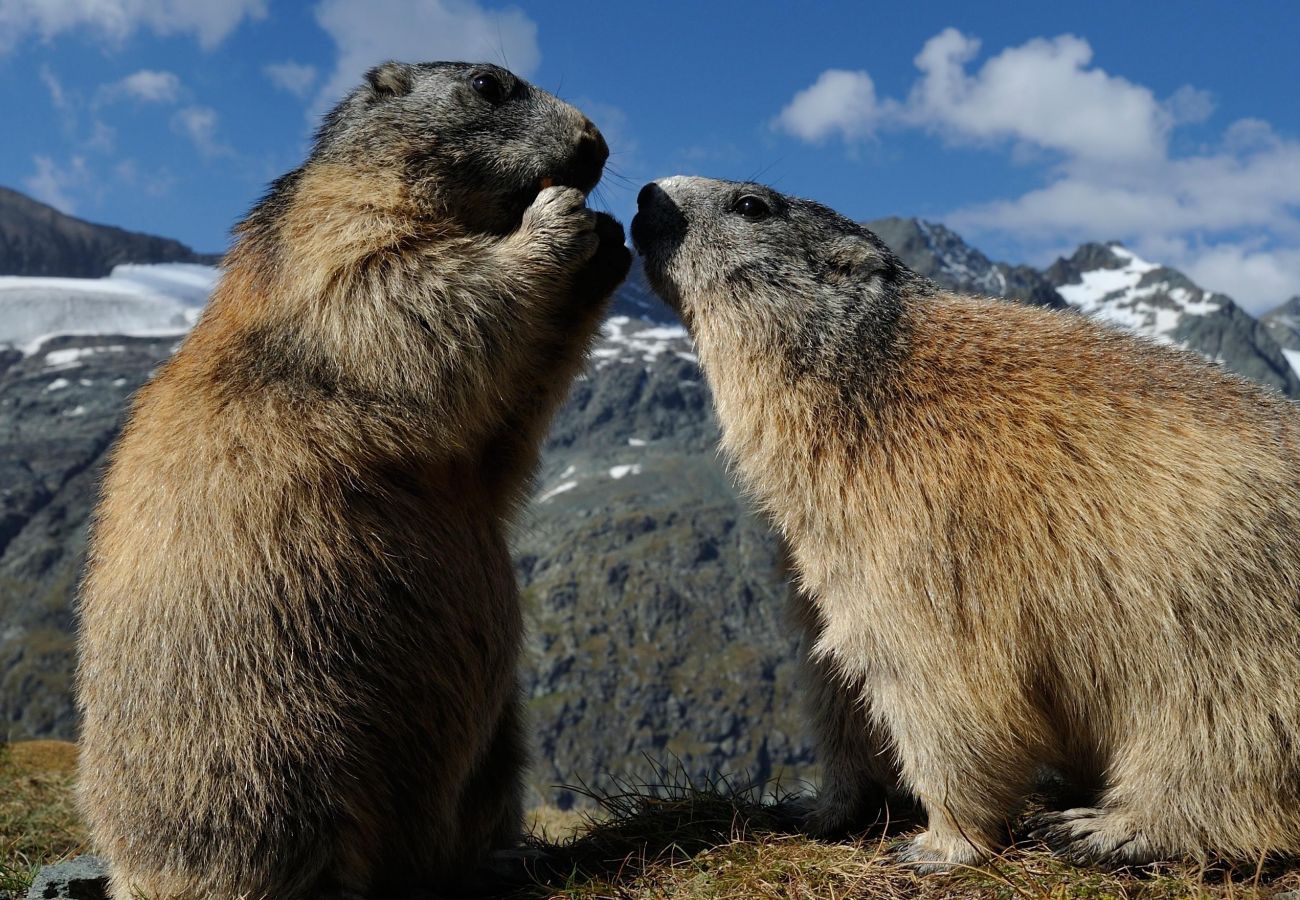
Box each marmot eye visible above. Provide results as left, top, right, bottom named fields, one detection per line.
left=470, top=72, right=507, bottom=104
left=732, top=195, right=771, bottom=221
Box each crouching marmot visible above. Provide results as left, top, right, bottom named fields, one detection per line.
left=632, top=176, right=1300, bottom=870
left=76, top=62, right=629, bottom=900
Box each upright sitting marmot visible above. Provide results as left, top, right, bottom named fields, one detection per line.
left=77, top=62, right=629, bottom=899
left=633, top=176, right=1300, bottom=869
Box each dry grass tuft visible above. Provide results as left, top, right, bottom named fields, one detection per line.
left=0, top=740, right=86, bottom=894
left=4, top=747, right=1300, bottom=898
left=505, top=769, right=1300, bottom=899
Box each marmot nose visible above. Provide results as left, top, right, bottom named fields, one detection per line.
left=637, top=183, right=664, bottom=209
left=578, top=120, right=609, bottom=167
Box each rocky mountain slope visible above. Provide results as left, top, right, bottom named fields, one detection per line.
left=867, top=217, right=1066, bottom=309
left=1262, top=296, right=1300, bottom=374
left=2, top=206, right=1297, bottom=809
left=0, top=186, right=218, bottom=277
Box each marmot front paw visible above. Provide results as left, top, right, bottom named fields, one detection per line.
left=573, top=212, right=632, bottom=303
left=519, top=185, right=599, bottom=269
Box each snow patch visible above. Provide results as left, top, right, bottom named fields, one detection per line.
left=593, top=316, right=693, bottom=369
left=537, top=480, right=578, bottom=503
left=45, top=378, right=70, bottom=392
left=43, top=345, right=126, bottom=370
left=1283, top=350, right=1300, bottom=379
left=609, top=464, right=642, bottom=480
left=1058, top=246, right=1221, bottom=345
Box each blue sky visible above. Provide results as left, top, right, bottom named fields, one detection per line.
left=2, top=0, right=1298, bottom=312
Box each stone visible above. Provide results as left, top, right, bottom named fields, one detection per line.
left=24, top=856, right=108, bottom=900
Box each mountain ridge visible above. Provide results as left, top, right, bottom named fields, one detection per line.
left=0, top=186, right=221, bottom=278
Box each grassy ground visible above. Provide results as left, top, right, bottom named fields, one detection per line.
left=511, top=778, right=1300, bottom=899
left=0, top=739, right=86, bottom=895
left=4, top=743, right=1300, bottom=898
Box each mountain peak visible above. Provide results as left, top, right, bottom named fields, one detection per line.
left=866, top=216, right=1066, bottom=309
left=0, top=185, right=220, bottom=278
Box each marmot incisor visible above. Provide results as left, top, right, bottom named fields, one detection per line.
left=76, top=62, right=630, bottom=899
left=633, top=176, right=1300, bottom=869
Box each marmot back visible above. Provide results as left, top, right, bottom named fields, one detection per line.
left=633, top=175, right=1300, bottom=870
left=76, top=62, right=629, bottom=900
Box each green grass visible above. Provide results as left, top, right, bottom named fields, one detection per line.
left=0, top=740, right=86, bottom=895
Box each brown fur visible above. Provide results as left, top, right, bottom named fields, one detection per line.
left=77, top=64, right=629, bottom=899
left=634, top=177, right=1300, bottom=870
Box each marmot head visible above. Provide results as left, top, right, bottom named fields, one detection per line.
left=312, top=61, right=608, bottom=233
left=631, top=177, right=923, bottom=383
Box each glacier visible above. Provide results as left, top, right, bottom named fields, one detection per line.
left=0, top=263, right=221, bottom=355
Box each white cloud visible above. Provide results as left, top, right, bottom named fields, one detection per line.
left=774, top=29, right=1300, bottom=310
left=311, top=0, right=540, bottom=115
left=114, top=158, right=176, bottom=196
left=105, top=69, right=182, bottom=103
left=1180, top=245, right=1300, bottom=313
left=1165, top=84, right=1215, bottom=126
left=87, top=119, right=116, bottom=151
left=171, top=105, right=229, bottom=157
left=39, top=64, right=68, bottom=110
left=24, top=155, right=90, bottom=213
left=904, top=29, right=1167, bottom=163
left=265, top=61, right=318, bottom=98
left=773, top=69, right=884, bottom=143
left=0, top=0, right=267, bottom=53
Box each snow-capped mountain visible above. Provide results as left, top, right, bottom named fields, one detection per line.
left=868, top=217, right=1067, bottom=309
left=1045, top=242, right=1300, bottom=395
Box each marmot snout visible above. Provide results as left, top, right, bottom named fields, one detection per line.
left=635, top=175, right=1300, bottom=870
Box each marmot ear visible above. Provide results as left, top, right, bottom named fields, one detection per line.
left=823, top=239, right=878, bottom=285
left=364, top=62, right=414, bottom=100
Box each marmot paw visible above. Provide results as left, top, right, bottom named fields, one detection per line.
left=895, top=826, right=990, bottom=873
left=573, top=212, right=632, bottom=302
left=1028, top=807, right=1158, bottom=867
left=519, top=185, right=598, bottom=268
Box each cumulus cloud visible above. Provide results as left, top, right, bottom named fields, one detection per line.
left=311, top=0, right=540, bottom=115
left=774, top=69, right=884, bottom=143
left=24, top=155, right=90, bottom=213
left=265, top=61, right=318, bottom=98
left=904, top=29, right=1169, bottom=162
left=1182, top=245, right=1300, bottom=311
left=774, top=28, right=1300, bottom=311
left=104, top=69, right=182, bottom=103
left=171, top=105, right=229, bottom=157
left=0, top=0, right=267, bottom=53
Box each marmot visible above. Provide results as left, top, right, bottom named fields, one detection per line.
left=76, top=62, right=630, bottom=899
left=632, top=176, right=1300, bottom=869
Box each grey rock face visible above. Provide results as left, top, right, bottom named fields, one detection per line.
left=1, top=335, right=179, bottom=739
left=23, top=855, right=108, bottom=900
left=1262, top=296, right=1300, bottom=352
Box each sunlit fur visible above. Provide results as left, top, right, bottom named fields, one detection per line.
left=76, top=62, right=629, bottom=900
left=635, top=176, right=1300, bottom=870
